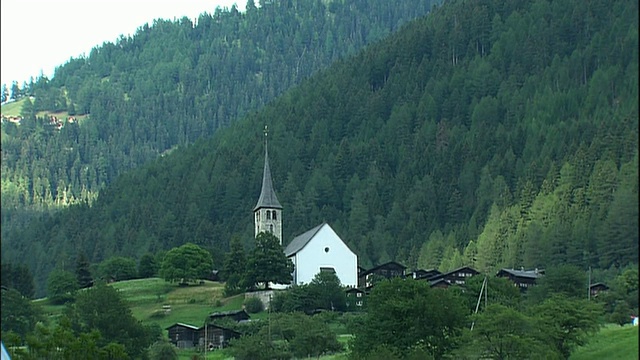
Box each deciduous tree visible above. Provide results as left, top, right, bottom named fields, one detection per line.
left=350, top=277, right=467, bottom=359
left=159, top=243, right=213, bottom=284
left=246, top=232, right=293, bottom=289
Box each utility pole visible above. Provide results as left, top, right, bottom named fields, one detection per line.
left=470, top=276, right=487, bottom=331
left=268, top=294, right=272, bottom=342
left=204, top=315, right=208, bottom=360
left=588, top=266, right=592, bottom=301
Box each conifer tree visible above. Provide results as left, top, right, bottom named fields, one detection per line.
left=76, top=251, right=93, bottom=289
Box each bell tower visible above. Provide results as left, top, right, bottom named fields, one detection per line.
left=254, top=126, right=283, bottom=244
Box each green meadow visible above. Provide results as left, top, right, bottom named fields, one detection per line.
left=570, top=324, right=639, bottom=360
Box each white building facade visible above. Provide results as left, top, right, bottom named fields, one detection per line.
left=284, top=223, right=358, bottom=288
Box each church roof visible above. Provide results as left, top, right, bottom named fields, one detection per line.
left=254, top=146, right=282, bottom=210
left=284, top=223, right=326, bottom=256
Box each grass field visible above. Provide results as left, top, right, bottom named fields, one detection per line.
left=1, top=97, right=89, bottom=122
left=110, top=278, right=241, bottom=330
left=1, top=98, right=24, bottom=116
left=570, top=324, right=639, bottom=360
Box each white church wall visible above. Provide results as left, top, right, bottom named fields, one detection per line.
left=293, top=225, right=357, bottom=287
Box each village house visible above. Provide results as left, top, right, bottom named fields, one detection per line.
left=345, top=287, right=366, bottom=308
left=358, top=261, right=407, bottom=288
left=406, top=268, right=442, bottom=280
left=428, top=278, right=452, bottom=289
left=496, top=268, right=544, bottom=291
left=427, top=266, right=479, bottom=286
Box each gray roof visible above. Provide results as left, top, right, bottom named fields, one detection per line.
left=254, top=146, right=282, bottom=210
left=166, top=323, right=200, bottom=330
left=498, top=268, right=543, bottom=279
left=284, top=223, right=326, bottom=256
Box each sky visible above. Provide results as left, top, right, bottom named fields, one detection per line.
left=1, top=0, right=245, bottom=88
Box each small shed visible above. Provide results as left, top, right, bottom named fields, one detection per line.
left=166, top=323, right=200, bottom=349
left=589, top=283, right=609, bottom=297
left=198, top=323, right=241, bottom=350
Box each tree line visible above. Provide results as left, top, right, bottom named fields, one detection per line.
left=2, top=236, right=637, bottom=358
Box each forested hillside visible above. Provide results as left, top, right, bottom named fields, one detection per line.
left=3, top=0, right=638, bottom=297
left=0, top=0, right=439, bottom=223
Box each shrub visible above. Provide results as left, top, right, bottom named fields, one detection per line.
left=244, top=296, right=264, bottom=313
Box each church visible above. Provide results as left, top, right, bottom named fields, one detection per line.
left=253, top=129, right=358, bottom=288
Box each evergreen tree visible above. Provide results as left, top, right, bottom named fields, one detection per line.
left=224, top=235, right=248, bottom=295
left=76, top=251, right=93, bottom=289
left=138, top=252, right=158, bottom=278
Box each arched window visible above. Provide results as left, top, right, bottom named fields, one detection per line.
left=272, top=211, right=277, bottom=220
left=266, top=211, right=271, bottom=220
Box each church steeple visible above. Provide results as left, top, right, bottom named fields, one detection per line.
left=254, top=126, right=283, bottom=244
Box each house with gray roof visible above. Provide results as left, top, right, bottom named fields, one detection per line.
left=496, top=268, right=544, bottom=291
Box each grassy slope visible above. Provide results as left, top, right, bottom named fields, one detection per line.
left=570, top=324, right=639, bottom=360
left=1, top=98, right=88, bottom=120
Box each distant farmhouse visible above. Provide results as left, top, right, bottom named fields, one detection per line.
left=496, top=268, right=545, bottom=292
left=358, top=261, right=407, bottom=289
left=253, top=129, right=358, bottom=288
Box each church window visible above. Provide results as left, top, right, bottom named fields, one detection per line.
left=267, top=211, right=271, bottom=220
left=270, top=224, right=274, bottom=233
left=272, top=211, right=277, bottom=220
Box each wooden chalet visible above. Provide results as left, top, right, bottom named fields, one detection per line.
left=496, top=268, right=544, bottom=292
left=345, top=287, right=365, bottom=308
left=428, top=266, right=479, bottom=286
left=358, top=261, right=407, bottom=288
left=166, top=323, right=200, bottom=349
left=428, top=278, right=452, bottom=289
left=589, top=283, right=609, bottom=298
left=407, top=268, right=442, bottom=280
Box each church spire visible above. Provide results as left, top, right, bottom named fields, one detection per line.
left=254, top=126, right=282, bottom=211
left=254, top=125, right=282, bottom=244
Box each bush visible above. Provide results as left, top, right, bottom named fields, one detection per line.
left=244, top=296, right=264, bottom=313
left=150, top=310, right=167, bottom=319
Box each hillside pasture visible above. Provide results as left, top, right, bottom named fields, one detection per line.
left=570, top=324, right=639, bottom=360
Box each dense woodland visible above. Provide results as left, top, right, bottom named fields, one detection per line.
left=1, top=0, right=638, bottom=299
left=1, top=0, right=439, bottom=214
